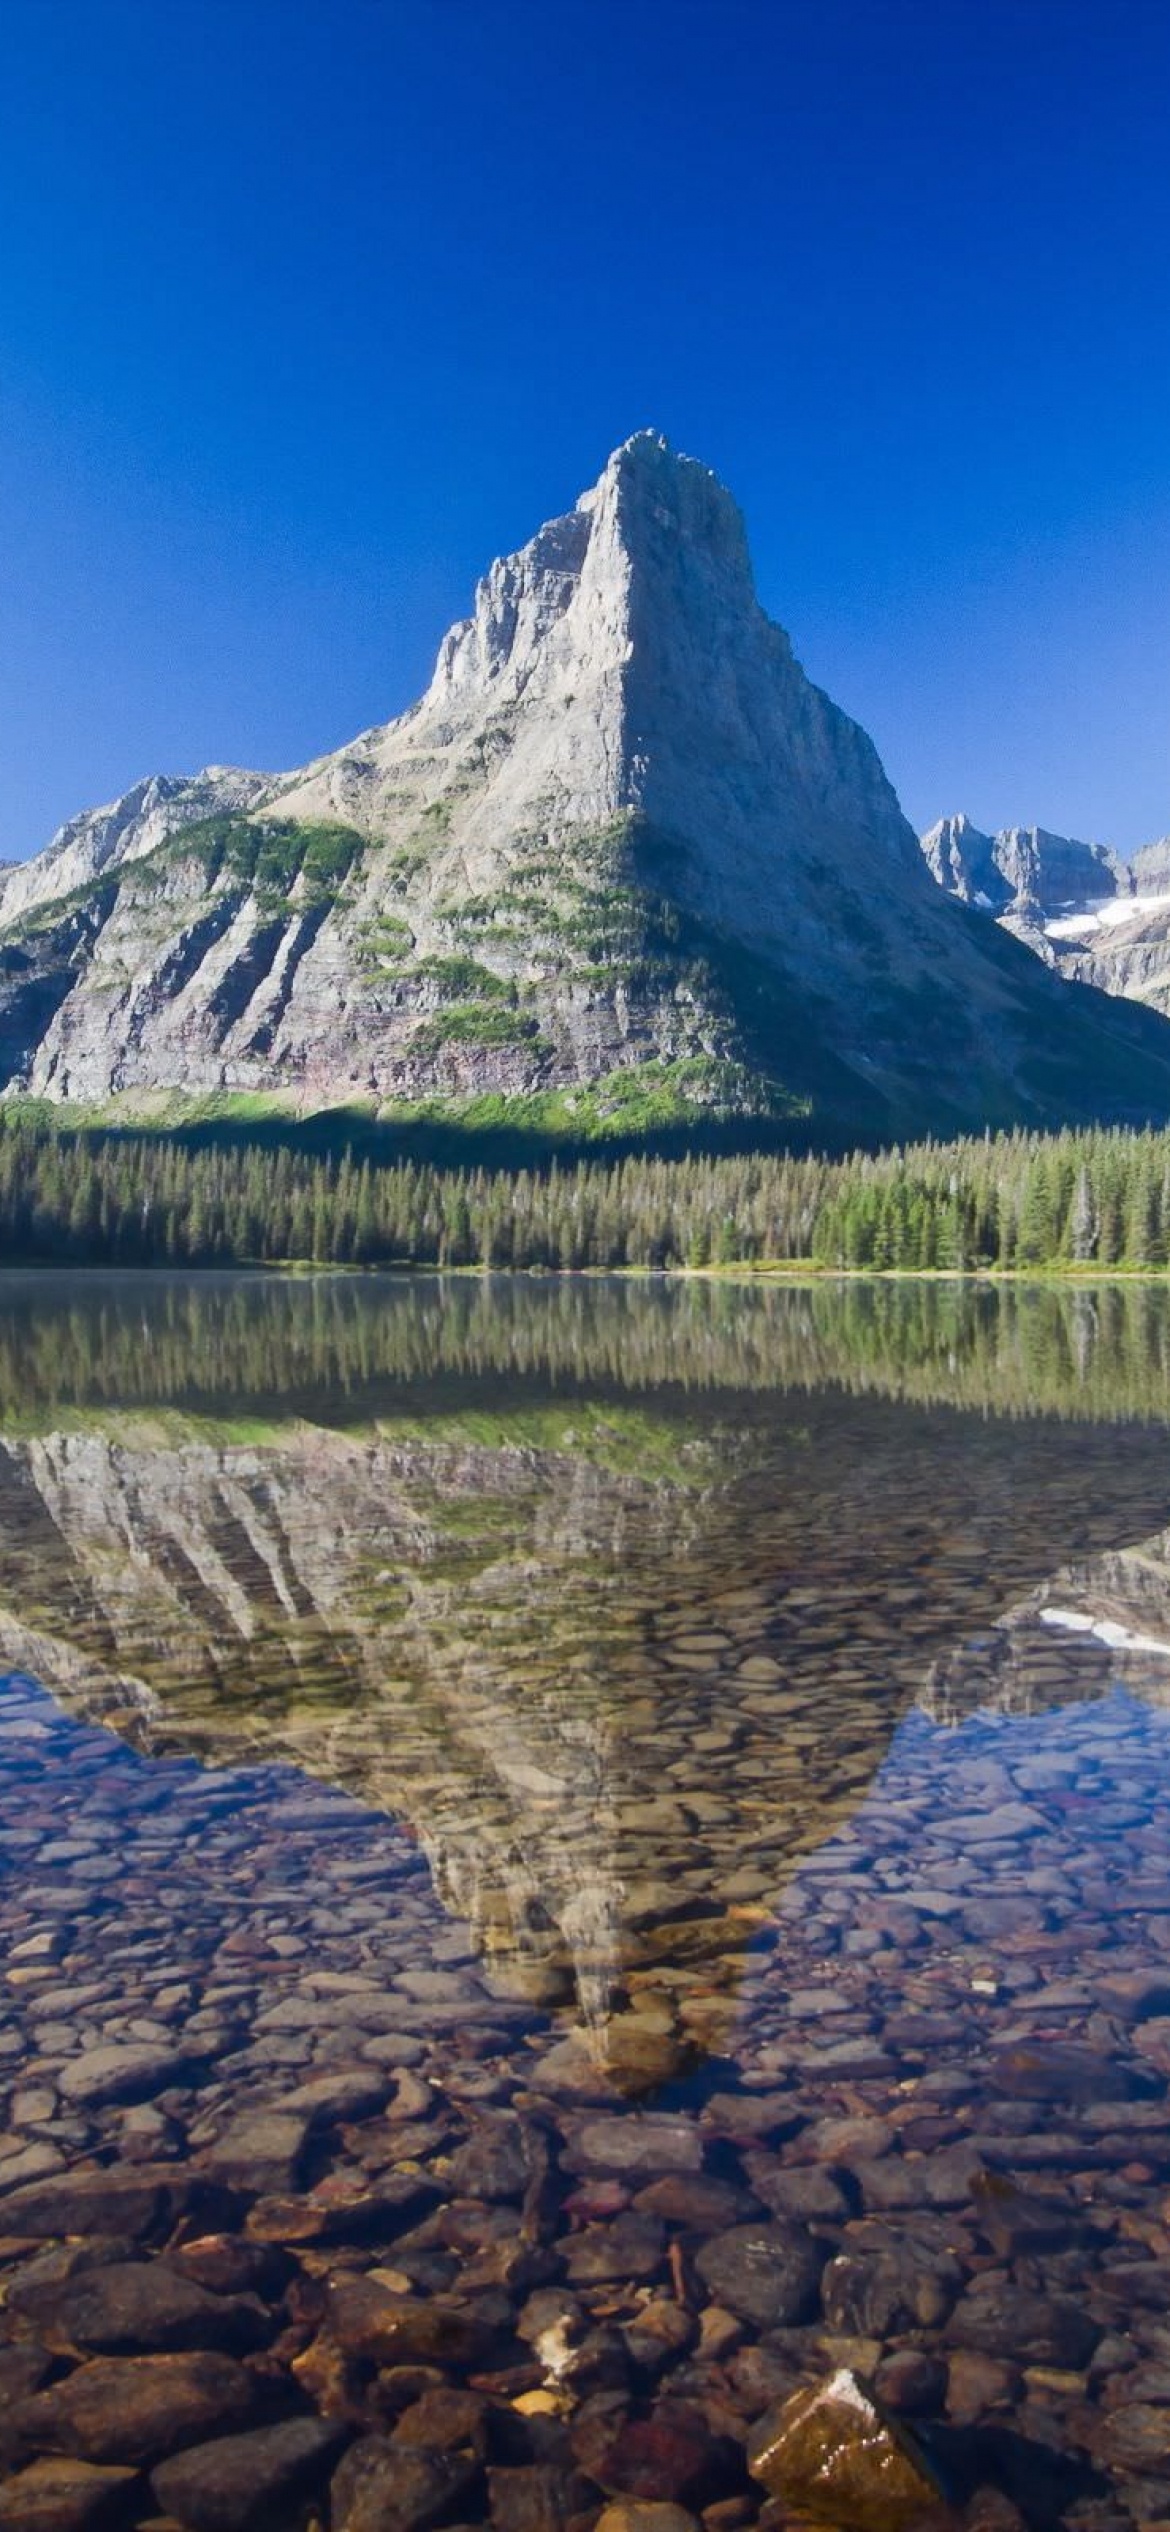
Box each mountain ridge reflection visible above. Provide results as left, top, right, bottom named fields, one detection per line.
left=2, top=1273, right=1170, bottom=2090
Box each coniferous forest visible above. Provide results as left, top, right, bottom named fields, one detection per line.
left=3, top=1109, right=1170, bottom=1271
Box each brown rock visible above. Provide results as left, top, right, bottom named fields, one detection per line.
left=0, top=2458, right=138, bottom=2530
left=13, top=2351, right=256, bottom=2465
left=0, top=2167, right=213, bottom=2242
left=391, top=2388, right=491, bottom=2453
left=1094, top=2402, right=1170, bottom=2471
left=748, top=2369, right=949, bottom=2532
left=988, top=2043, right=1141, bottom=2104
left=329, top=2433, right=480, bottom=2531
left=168, top=2235, right=288, bottom=2298
left=944, top=2350, right=1021, bottom=2428
left=328, top=2275, right=501, bottom=2371
left=872, top=2354, right=947, bottom=2419
left=633, top=2176, right=756, bottom=2230
left=595, top=2510, right=700, bottom=2532
left=561, top=2213, right=666, bottom=2286
left=572, top=2406, right=737, bottom=2505
left=11, top=2259, right=269, bottom=2357
left=487, top=2464, right=577, bottom=2531
left=151, top=2417, right=345, bottom=2530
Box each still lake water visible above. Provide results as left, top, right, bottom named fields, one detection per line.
left=5, top=1273, right=1170, bottom=2525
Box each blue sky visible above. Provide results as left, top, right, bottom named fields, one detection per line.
left=1, top=0, right=1167, bottom=859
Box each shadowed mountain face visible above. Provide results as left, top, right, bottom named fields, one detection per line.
left=3, top=1273, right=1170, bottom=2088
left=5, top=437, right=1170, bottom=1139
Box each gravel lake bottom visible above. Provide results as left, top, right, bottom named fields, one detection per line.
left=4, top=1272, right=1170, bottom=2532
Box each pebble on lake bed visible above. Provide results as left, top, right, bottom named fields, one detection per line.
left=748, top=2368, right=951, bottom=2531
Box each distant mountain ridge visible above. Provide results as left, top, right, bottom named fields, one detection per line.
left=922, top=812, right=1170, bottom=1017
left=5, top=431, right=1170, bottom=1143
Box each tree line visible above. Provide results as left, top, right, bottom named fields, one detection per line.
left=4, top=1112, right=1170, bottom=1272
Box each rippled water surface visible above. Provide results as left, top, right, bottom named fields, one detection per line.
left=6, top=1273, right=1170, bottom=2528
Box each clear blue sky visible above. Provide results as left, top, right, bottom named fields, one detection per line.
left=1, top=0, right=1168, bottom=860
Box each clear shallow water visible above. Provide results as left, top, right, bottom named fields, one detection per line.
left=5, top=1275, right=1170, bottom=2526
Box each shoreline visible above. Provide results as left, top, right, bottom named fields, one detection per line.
left=2, top=1258, right=1170, bottom=1284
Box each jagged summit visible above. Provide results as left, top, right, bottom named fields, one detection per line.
left=4, top=441, right=1170, bottom=1138
left=921, top=812, right=1170, bottom=1020
left=921, top=813, right=1123, bottom=917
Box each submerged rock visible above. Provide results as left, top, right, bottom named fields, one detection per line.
left=12, top=2350, right=256, bottom=2465
left=329, top=2434, right=481, bottom=2532
left=693, top=2221, right=824, bottom=2327
left=151, top=2415, right=345, bottom=2530
left=11, top=2258, right=269, bottom=2357
left=748, top=2367, right=950, bottom=2531
left=59, top=2044, right=198, bottom=2108
left=0, top=2457, right=138, bottom=2530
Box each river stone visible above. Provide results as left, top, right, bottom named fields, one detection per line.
left=694, top=2223, right=824, bottom=2327
left=328, top=2274, right=502, bottom=2370
left=822, top=2242, right=963, bottom=2336
left=445, top=2117, right=530, bottom=2201
left=945, top=2350, right=1022, bottom=2426
left=1096, top=1970, right=1170, bottom=2021
left=988, top=2043, right=1142, bottom=2104
left=0, top=2165, right=206, bottom=2239
left=486, top=2464, right=581, bottom=2532
left=571, top=2115, right=703, bottom=2177
left=742, top=2156, right=850, bottom=2222
left=392, top=2387, right=492, bottom=2452
left=947, top=2284, right=1099, bottom=2368
left=12, top=2350, right=256, bottom=2463
left=152, top=2415, right=345, bottom=2529
left=283, top=2068, right=392, bottom=2123
left=0, top=2141, right=67, bottom=2192
left=633, top=2174, right=758, bottom=2229
left=872, top=2352, right=949, bottom=2418
left=572, top=2406, right=733, bottom=2505
left=748, top=2368, right=949, bottom=2531
left=59, top=2045, right=197, bottom=2108
left=595, top=2509, right=699, bottom=2532
left=1095, top=2403, right=1170, bottom=2472
left=12, top=2258, right=268, bottom=2356
left=201, top=2109, right=311, bottom=2194
left=329, top=2434, right=481, bottom=2532
left=561, top=2212, right=666, bottom=2285
left=0, top=2458, right=138, bottom=2530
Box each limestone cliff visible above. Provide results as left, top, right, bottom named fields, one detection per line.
left=6, top=435, right=1170, bottom=1138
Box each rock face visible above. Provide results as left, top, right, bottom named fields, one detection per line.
left=921, top=813, right=1123, bottom=921
left=0, top=768, right=270, bottom=931
left=6, top=434, right=1170, bottom=1137
left=922, top=813, right=1170, bottom=1018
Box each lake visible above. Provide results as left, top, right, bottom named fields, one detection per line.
left=3, top=1272, right=1170, bottom=2530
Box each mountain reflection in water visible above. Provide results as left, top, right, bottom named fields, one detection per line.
left=3, top=1272, right=1170, bottom=2090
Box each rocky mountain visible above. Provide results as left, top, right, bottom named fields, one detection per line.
left=7, top=432, right=1170, bottom=1141
left=0, top=767, right=270, bottom=931
left=921, top=813, right=1123, bottom=922
left=923, top=814, right=1170, bottom=1017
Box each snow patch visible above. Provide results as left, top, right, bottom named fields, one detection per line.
left=1040, top=1606, right=1170, bottom=1659
left=1046, top=891, right=1170, bottom=942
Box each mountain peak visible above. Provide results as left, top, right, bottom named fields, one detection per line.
left=7, top=445, right=1170, bottom=1137
left=580, top=430, right=754, bottom=587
